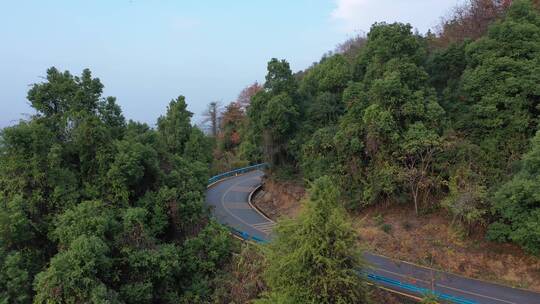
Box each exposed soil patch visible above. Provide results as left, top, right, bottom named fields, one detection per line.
left=253, top=178, right=540, bottom=292
left=251, top=176, right=304, bottom=221
left=370, top=287, right=417, bottom=304
left=355, top=204, right=540, bottom=292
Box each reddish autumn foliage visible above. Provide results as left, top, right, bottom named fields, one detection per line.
left=218, top=102, right=245, bottom=151
left=230, top=131, right=241, bottom=146
left=434, top=0, right=512, bottom=48
left=237, top=82, right=262, bottom=110
left=220, top=102, right=244, bottom=129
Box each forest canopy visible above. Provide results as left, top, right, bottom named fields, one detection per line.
left=0, top=67, right=232, bottom=303
left=2, top=1, right=540, bottom=303
left=212, top=0, right=540, bottom=255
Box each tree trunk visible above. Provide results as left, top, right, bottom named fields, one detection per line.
left=413, top=188, right=419, bottom=215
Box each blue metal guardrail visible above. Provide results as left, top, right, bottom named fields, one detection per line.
left=367, top=273, right=477, bottom=304
left=208, top=163, right=269, bottom=185
left=207, top=164, right=478, bottom=304
left=229, top=227, right=269, bottom=244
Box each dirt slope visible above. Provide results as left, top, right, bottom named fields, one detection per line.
left=252, top=178, right=540, bottom=292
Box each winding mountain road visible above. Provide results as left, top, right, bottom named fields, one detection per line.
left=205, top=169, right=540, bottom=304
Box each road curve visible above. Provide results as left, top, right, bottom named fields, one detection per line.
left=205, top=170, right=540, bottom=304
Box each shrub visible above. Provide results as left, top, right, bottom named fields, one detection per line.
left=381, top=223, right=393, bottom=234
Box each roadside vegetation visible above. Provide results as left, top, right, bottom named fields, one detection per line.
left=211, top=0, right=540, bottom=258
left=256, top=176, right=369, bottom=304
left=2, top=0, right=540, bottom=303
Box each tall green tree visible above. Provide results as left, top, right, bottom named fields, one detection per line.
left=157, top=96, right=193, bottom=155
left=300, top=54, right=352, bottom=97
left=243, top=59, right=300, bottom=167
left=0, top=68, right=233, bottom=303
left=457, top=0, right=540, bottom=180
left=488, top=130, right=540, bottom=254
left=34, top=235, right=118, bottom=304
left=257, top=176, right=369, bottom=304
left=333, top=22, right=445, bottom=209
left=264, top=58, right=297, bottom=95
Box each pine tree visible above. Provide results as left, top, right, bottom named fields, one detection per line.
left=257, top=176, right=369, bottom=304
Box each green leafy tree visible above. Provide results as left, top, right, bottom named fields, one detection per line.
left=261, top=93, right=299, bottom=166
left=240, top=91, right=268, bottom=162
left=0, top=250, right=32, bottom=304
left=0, top=196, right=34, bottom=250
left=300, top=126, right=341, bottom=181
left=426, top=41, right=469, bottom=117
left=118, top=243, right=184, bottom=303
left=27, top=67, right=103, bottom=119
left=107, top=138, right=159, bottom=205
left=442, top=166, right=487, bottom=234
left=457, top=0, right=540, bottom=180
left=179, top=222, right=232, bottom=302
left=488, top=130, right=540, bottom=254
left=34, top=235, right=118, bottom=304
left=264, top=58, right=297, bottom=95
left=51, top=200, right=118, bottom=247
left=400, top=123, right=443, bottom=215
left=261, top=93, right=298, bottom=138
left=157, top=96, right=193, bottom=155
left=244, top=59, right=300, bottom=167
left=304, top=92, right=344, bottom=129
left=300, top=54, right=352, bottom=97
left=257, top=176, right=369, bottom=304
left=353, top=22, right=425, bottom=83
left=184, top=127, right=213, bottom=164
left=98, top=96, right=126, bottom=139
left=333, top=22, right=445, bottom=209
left=0, top=68, right=232, bottom=303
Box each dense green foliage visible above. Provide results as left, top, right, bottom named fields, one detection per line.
left=242, top=59, right=300, bottom=168
left=257, top=176, right=369, bottom=304
left=240, top=0, right=540, bottom=253
left=456, top=0, right=540, bottom=179
left=2, top=2, right=540, bottom=303
left=488, top=131, right=540, bottom=254
left=0, top=68, right=232, bottom=303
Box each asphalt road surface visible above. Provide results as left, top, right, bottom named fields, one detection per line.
left=205, top=170, right=540, bottom=304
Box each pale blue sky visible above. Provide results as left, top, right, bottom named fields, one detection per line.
left=0, top=0, right=460, bottom=127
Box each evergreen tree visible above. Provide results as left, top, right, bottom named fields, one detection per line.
left=157, top=96, right=193, bottom=155
left=257, top=176, right=369, bottom=304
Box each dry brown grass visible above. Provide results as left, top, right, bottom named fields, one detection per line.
left=214, top=242, right=407, bottom=303
left=253, top=177, right=540, bottom=294
left=370, top=286, right=417, bottom=304
left=212, top=244, right=267, bottom=304
left=254, top=178, right=540, bottom=292
left=355, top=204, right=540, bottom=291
